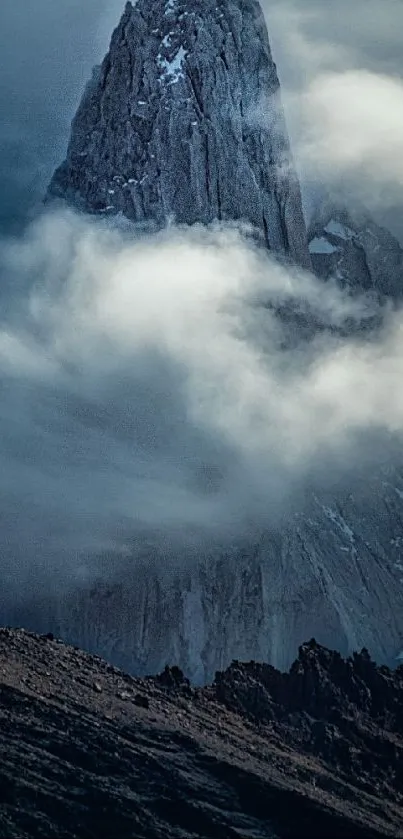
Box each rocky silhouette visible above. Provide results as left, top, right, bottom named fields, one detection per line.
left=0, top=628, right=402, bottom=837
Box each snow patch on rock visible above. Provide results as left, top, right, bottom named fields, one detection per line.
left=309, top=236, right=339, bottom=255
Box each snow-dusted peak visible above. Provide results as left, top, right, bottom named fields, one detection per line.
left=47, top=0, right=310, bottom=267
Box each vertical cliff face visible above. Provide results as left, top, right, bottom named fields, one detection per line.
left=48, top=0, right=310, bottom=267
left=6, top=464, right=403, bottom=683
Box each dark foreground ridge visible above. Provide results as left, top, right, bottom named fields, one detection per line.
left=0, top=628, right=402, bottom=838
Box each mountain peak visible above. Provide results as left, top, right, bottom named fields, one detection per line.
left=48, top=0, right=311, bottom=267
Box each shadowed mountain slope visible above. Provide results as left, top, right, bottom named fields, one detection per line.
left=0, top=628, right=402, bottom=837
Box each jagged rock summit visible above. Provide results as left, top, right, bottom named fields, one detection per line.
left=48, top=0, right=310, bottom=267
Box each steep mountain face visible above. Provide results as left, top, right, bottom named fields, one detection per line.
left=34, top=1, right=403, bottom=681
left=1, top=628, right=402, bottom=838
left=48, top=0, right=310, bottom=267
left=309, top=204, right=403, bottom=299
left=9, top=464, right=403, bottom=682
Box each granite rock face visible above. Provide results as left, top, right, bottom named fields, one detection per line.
left=48, top=0, right=310, bottom=267
left=7, top=462, right=403, bottom=682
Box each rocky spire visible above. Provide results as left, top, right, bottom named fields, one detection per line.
left=48, top=0, right=311, bottom=268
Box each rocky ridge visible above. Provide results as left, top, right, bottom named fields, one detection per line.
left=1, top=628, right=402, bottom=837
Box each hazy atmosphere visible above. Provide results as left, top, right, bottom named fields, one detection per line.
left=0, top=0, right=403, bottom=596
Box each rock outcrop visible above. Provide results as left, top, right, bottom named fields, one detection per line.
left=48, top=0, right=310, bottom=267
left=309, top=203, right=403, bottom=299
left=1, top=628, right=402, bottom=838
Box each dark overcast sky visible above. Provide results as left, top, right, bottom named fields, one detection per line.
left=0, top=0, right=403, bottom=232
left=0, top=0, right=116, bottom=231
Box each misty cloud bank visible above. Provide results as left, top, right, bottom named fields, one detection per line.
left=0, top=0, right=403, bottom=601
left=0, top=210, right=402, bottom=595
left=263, top=0, right=403, bottom=229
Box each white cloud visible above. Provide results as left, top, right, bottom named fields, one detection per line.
left=12, top=211, right=383, bottom=460
left=260, top=1, right=403, bottom=222
left=296, top=71, right=403, bottom=197
left=1, top=0, right=403, bottom=590
left=0, top=210, right=401, bottom=588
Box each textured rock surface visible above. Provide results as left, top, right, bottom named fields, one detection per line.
left=309, top=203, right=403, bottom=298
left=48, top=0, right=310, bottom=267
left=1, top=628, right=402, bottom=837
left=6, top=464, right=403, bottom=682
